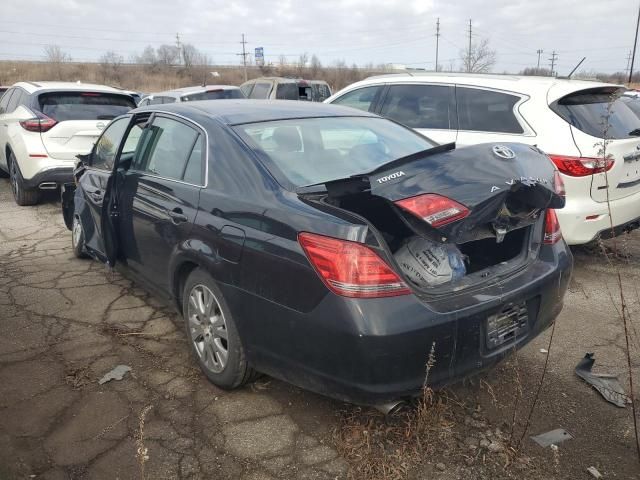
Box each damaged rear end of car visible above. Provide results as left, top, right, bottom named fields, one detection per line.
left=298, top=142, right=566, bottom=296
left=232, top=114, right=573, bottom=406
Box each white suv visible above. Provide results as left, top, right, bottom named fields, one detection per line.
left=0, top=82, right=137, bottom=205
left=326, top=73, right=640, bottom=245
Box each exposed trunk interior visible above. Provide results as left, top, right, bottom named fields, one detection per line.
left=321, top=192, right=531, bottom=289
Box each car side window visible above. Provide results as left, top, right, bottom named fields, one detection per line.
left=380, top=84, right=451, bottom=129
left=134, top=116, right=202, bottom=183
left=240, top=83, right=254, bottom=97
left=91, top=117, right=130, bottom=170
left=5, top=88, right=23, bottom=113
left=0, top=88, right=14, bottom=114
left=182, top=134, right=204, bottom=185
left=456, top=87, right=524, bottom=134
left=138, top=98, right=150, bottom=107
left=249, top=82, right=271, bottom=99
left=331, top=86, right=382, bottom=112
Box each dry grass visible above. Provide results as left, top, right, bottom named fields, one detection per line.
left=0, top=60, right=387, bottom=93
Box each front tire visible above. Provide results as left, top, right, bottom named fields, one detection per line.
left=9, top=153, right=39, bottom=206
left=71, top=215, right=88, bottom=259
left=182, top=269, right=256, bottom=389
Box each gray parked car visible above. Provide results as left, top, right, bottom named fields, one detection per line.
left=240, top=77, right=331, bottom=102
left=138, top=85, right=244, bottom=106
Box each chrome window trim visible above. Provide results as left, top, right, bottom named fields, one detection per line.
left=128, top=110, right=209, bottom=189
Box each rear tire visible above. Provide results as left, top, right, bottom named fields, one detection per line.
left=71, top=215, right=88, bottom=259
left=182, top=269, right=257, bottom=389
left=9, top=153, right=39, bottom=206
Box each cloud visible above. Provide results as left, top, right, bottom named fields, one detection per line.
left=0, top=0, right=636, bottom=74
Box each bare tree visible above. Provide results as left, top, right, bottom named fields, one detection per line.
left=137, top=46, right=157, bottom=64
left=520, top=67, right=551, bottom=76
left=296, top=52, right=309, bottom=77
left=44, top=45, right=71, bottom=64
left=156, top=44, right=180, bottom=67
left=99, top=51, right=124, bottom=82
left=309, top=54, right=322, bottom=78
left=181, top=44, right=199, bottom=69
left=460, top=38, right=496, bottom=73
left=43, top=45, right=71, bottom=79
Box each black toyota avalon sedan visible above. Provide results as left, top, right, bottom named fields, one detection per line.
left=61, top=100, right=572, bottom=406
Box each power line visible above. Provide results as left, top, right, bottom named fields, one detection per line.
left=631, top=2, right=640, bottom=83
left=435, top=18, right=440, bottom=72
left=537, top=49, right=543, bottom=69
left=549, top=50, right=558, bottom=76
left=467, top=19, right=472, bottom=73
left=237, top=33, right=249, bottom=82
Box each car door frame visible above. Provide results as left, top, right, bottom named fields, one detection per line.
left=373, top=82, right=458, bottom=144
left=114, top=110, right=207, bottom=296
left=72, top=114, right=139, bottom=265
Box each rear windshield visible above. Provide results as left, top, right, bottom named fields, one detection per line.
left=621, top=96, right=640, bottom=118
left=233, top=116, right=436, bottom=187
left=551, top=88, right=640, bottom=139
left=181, top=89, right=244, bottom=101
left=38, top=92, right=136, bottom=121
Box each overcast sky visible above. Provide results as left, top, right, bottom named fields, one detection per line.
left=1, top=0, right=638, bottom=74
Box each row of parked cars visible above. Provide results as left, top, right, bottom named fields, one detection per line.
left=0, top=72, right=638, bottom=407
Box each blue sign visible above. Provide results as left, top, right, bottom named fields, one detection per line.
left=255, top=47, right=264, bottom=66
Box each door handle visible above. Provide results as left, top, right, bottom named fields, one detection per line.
left=167, top=207, right=188, bottom=224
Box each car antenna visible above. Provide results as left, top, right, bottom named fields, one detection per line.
left=404, top=68, right=414, bottom=77
left=567, top=57, right=586, bottom=79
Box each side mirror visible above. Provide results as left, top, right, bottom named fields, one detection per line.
left=76, top=153, right=90, bottom=168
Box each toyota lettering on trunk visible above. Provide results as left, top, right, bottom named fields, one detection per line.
left=376, top=171, right=405, bottom=184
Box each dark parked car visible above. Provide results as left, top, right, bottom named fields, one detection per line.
left=61, top=100, right=572, bottom=406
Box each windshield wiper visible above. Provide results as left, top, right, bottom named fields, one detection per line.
left=629, top=128, right=640, bottom=136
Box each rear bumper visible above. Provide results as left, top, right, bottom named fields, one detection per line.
left=225, top=241, right=573, bottom=405
left=22, top=167, right=74, bottom=189
left=557, top=191, right=640, bottom=245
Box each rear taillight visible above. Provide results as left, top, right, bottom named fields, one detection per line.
left=548, top=154, right=614, bottom=177
left=298, top=232, right=410, bottom=298
left=544, top=209, right=562, bottom=244
left=553, top=170, right=566, bottom=198
left=20, top=112, right=57, bottom=132
left=394, top=194, right=470, bottom=228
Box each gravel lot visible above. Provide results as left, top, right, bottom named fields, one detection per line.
left=0, top=178, right=639, bottom=479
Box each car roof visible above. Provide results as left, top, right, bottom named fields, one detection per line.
left=147, top=85, right=240, bottom=98
left=135, top=99, right=376, bottom=125
left=11, top=81, right=132, bottom=95
left=337, top=72, right=620, bottom=103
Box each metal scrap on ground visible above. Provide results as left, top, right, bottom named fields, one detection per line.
left=530, top=428, right=573, bottom=448
left=575, top=353, right=630, bottom=408
left=98, top=365, right=132, bottom=385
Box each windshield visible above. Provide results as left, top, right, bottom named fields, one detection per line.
left=551, top=89, right=640, bottom=139
left=621, top=96, right=640, bottom=120
left=234, top=117, right=436, bottom=187
left=181, top=89, right=244, bottom=101
left=38, top=92, right=136, bottom=121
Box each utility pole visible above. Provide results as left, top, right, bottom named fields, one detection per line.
left=237, top=33, right=249, bottom=82
left=630, top=2, right=640, bottom=84
left=549, top=51, right=558, bottom=77
left=435, top=18, right=440, bottom=72
left=626, top=51, right=633, bottom=77
left=175, top=32, right=183, bottom=66
left=536, top=49, right=543, bottom=69
left=467, top=19, right=472, bottom=73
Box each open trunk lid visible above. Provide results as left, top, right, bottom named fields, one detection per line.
left=318, top=142, right=564, bottom=244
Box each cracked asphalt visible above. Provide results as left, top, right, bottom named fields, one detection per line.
left=0, top=177, right=639, bottom=479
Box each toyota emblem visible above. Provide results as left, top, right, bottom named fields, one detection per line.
left=492, top=145, right=516, bottom=160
